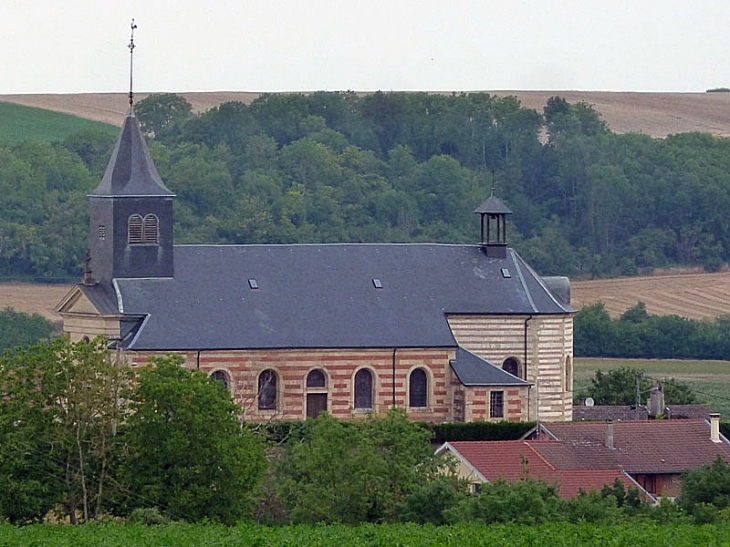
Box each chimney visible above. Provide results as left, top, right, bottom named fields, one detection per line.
left=605, top=420, right=615, bottom=450
left=648, top=383, right=665, bottom=418
left=710, top=413, right=721, bottom=443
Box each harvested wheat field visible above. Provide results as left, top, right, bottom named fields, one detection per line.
left=571, top=271, right=730, bottom=320
left=2, top=90, right=730, bottom=138
left=0, top=283, right=72, bottom=322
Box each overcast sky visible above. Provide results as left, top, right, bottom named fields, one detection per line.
left=3, top=1, right=730, bottom=94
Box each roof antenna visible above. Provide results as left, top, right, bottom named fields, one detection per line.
left=128, top=18, right=138, bottom=107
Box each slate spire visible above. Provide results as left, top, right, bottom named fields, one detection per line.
left=90, top=109, right=174, bottom=197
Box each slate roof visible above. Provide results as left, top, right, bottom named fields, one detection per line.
left=439, top=440, right=642, bottom=499
left=572, top=404, right=713, bottom=422
left=474, top=195, right=513, bottom=215
left=89, top=109, right=174, bottom=198
left=449, top=347, right=531, bottom=386
left=535, top=420, right=730, bottom=474
left=112, top=243, right=573, bottom=351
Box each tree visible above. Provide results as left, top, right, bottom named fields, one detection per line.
left=0, top=336, right=131, bottom=523
left=278, top=408, right=447, bottom=524
left=580, top=366, right=697, bottom=406
left=0, top=307, right=56, bottom=351
left=122, top=354, right=267, bottom=524
left=135, top=93, right=193, bottom=140
left=679, top=456, right=730, bottom=520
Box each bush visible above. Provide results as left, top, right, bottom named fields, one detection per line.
left=127, top=507, right=170, bottom=525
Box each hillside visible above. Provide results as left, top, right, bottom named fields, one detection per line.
left=2, top=90, right=730, bottom=138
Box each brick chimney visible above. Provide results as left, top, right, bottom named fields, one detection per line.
left=710, top=413, right=721, bottom=443
left=605, top=420, right=615, bottom=450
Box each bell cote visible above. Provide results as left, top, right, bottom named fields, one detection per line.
left=475, top=193, right=512, bottom=259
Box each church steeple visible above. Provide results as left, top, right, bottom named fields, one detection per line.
left=87, top=22, right=175, bottom=285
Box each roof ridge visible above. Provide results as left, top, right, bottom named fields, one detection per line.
left=525, top=441, right=556, bottom=471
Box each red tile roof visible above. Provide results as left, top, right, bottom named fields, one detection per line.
left=536, top=419, right=730, bottom=474
left=442, top=440, right=639, bottom=499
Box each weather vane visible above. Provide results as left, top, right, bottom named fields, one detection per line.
left=128, top=19, right=138, bottom=107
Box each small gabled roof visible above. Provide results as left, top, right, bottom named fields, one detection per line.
left=450, top=347, right=531, bottom=386
left=90, top=109, right=174, bottom=198
left=536, top=420, right=730, bottom=474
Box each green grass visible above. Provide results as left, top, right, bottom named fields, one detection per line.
left=0, top=102, right=116, bottom=143
left=575, top=357, right=730, bottom=416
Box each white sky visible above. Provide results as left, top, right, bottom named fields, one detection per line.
left=3, top=0, right=730, bottom=94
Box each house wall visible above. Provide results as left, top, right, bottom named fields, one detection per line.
left=455, top=385, right=529, bottom=422
left=447, top=313, right=573, bottom=422
left=61, top=313, right=121, bottom=342
left=127, top=347, right=485, bottom=423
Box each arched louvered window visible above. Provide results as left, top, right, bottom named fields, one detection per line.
left=128, top=214, right=144, bottom=243
left=128, top=213, right=159, bottom=244
left=409, top=368, right=428, bottom=408
left=258, top=369, right=278, bottom=410
left=354, top=369, right=374, bottom=409
left=143, top=214, right=159, bottom=244
left=210, top=370, right=230, bottom=390
left=306, top=369, right=326, bottom=388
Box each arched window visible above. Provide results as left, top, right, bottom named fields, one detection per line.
left=210, top=370, right=230, bottom=390
left=258, top=369, right=277, bottom=410
left=354, top=369, right=374, bottom=409
left=306, top=369, right=326, bottom=388
left=128, top=214, right=144, bottom=243
left=502, top=357, right=521, bottom=379
left=128, top=213, right=159, bottom=244
left=143, top=214, right=159, bottom=244
left=409, top=368, right=428, bottom=408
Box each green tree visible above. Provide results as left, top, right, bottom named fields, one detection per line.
left=580, top=366, right=697, bottom=406
left=0, top=307, right=56, bottom=351
left=679, top=456, right=730, bottom=520
left=122, top=354, right=267, bottom=524
left=0, top=337, right=131, bottom=523
left=278, top=408, right=446, bottom=524
left=135, top=93, right=193, bottom=140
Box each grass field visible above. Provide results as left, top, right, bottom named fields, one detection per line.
left=575, top=357, right=730, bottom=416
left=0, top=102, right=116, bottom=144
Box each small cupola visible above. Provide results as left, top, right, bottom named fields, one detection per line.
left=475, top=191, right=512, bottom=258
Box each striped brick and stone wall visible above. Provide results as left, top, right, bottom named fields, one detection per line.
left=446, top=313, right=573, bottom=422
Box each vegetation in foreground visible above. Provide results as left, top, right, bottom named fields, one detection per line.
left=1, top=522, right=729, bottom=547
left=3, top=337, right=730, bottom=529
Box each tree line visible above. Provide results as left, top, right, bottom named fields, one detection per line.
left=3, top=92, right=730, bottom=282
left=575, top=301, right=730, bottom=359
left=1, top=336, right=727, bottom=526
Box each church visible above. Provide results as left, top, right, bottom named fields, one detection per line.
left=56, top=106, right=575, bottom=423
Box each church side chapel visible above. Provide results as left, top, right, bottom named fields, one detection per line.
left=56, top=32, right=574, bottom=423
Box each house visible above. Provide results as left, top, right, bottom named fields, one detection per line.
left=436, top=440, right=651, bottom=500
left=438, top=416, right=730, bottom=500
left=527, top=415, right=730, bottom=498
left=55, top=106, right=575, bottom=423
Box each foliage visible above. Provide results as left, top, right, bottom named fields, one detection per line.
left=134, top=93, right=193, bottom=141
left=121, top=354, right=267, bottom=524
left=445, top=478, right=563, bottom=525
left=679, top=456, right=730, bottom=520
left=0, top=307, right=57, bottom=351
left=575, top=301, right=730, bottom=360
left=0, top=336, right=131, bottom=523
left=277, top=408, right=448, bottom=524
left=576, top=365, right=697, bottom=406
left=3, top=521, right=730, bottom=546
left=427, top=420, right=536, bottom=443
left=11, top=92, right=730, bottom=282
